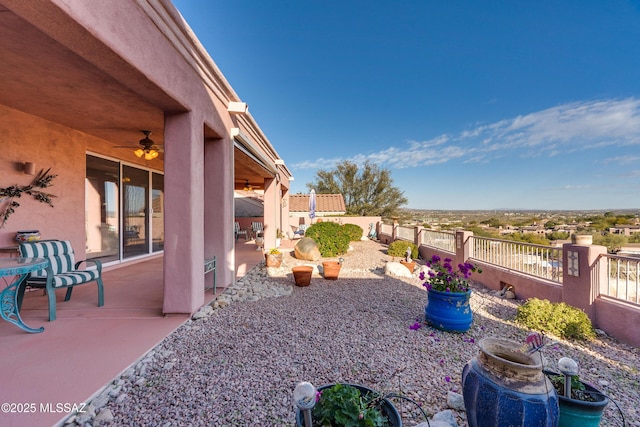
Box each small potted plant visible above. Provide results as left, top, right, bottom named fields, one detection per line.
left=295, top=383, right=401, bottom=427
left=265, top=248, right=283, bottom=268
left=545, top=366, right=609, bottom=427
left=422, top=254, right=482, bottom=332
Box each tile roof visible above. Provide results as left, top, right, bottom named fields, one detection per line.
left=289, top=194, right=346, bottom=214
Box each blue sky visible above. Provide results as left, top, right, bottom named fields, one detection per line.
left=173, top=0, right=640, bottom=210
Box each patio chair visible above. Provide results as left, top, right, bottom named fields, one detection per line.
left=18, top=239, right=104, bottom=321
left=251, top=222, right=264, bottom=239
left=293, top=224, right=307, bottom=238
left=234, top=222, right=248, bottom=242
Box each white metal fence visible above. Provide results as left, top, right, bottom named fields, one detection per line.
left=600, top=254, right=640, bottom=304
left=380, top=223, right=393, bottom=235
left=470, top=236, right=563, bottom=284
left=396, top=225, right=414, bottom=241
left=421, top=229, right=456, bottom=254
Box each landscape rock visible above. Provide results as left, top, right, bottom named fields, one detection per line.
left=447, top=391, right=465, bottom=411
left=432, top=409, right=459, bottom=427
left=294, top=237, right=321, bottom=261
left=385, top=261, right=413, bottom=278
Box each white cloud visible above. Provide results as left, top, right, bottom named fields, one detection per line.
left=291, top=98, right=640, bottom=171
left=602, top=155, right=640, bottom=165
left=562, top=184, right=593, bottom=190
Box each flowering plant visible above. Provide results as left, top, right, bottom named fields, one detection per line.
left=420, top=255, right=481, bottom=293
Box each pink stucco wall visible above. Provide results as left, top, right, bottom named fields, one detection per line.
left=1, top=0, right=290, bottom=315
left=2, top=107, right=87, bottom=254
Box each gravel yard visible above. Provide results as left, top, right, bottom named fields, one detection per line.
left=80, top=240, right=638, bottom=426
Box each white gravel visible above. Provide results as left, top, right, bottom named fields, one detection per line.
left=74, top=240, right=639, bottom=427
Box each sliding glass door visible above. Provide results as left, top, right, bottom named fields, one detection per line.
left=151, top=172, right=164, bottom=252
left=86, top=155, right=163, bottom=263
left=122, top=165, right=149, bottom=258
left=85, top=156, right=120, bottom=263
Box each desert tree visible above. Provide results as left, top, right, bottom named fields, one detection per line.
left=307, top=160, right=407, bottom=217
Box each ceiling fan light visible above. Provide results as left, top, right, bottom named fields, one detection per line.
left=134, top=148, right=145, bottom=158
left=144, top=150, right=159, bottom=160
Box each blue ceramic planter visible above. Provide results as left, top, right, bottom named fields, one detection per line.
left=463, top=339, right=559, bottom=427
left=424, top=289, right=472, bottom=332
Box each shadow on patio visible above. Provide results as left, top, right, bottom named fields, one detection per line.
left=0, top=239, right=264, bottom=427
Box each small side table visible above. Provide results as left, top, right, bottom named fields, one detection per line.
left=0, top=257, right=49, bottom=333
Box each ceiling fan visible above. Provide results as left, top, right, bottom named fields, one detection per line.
left=236, top=180, right=263, bottom=192
left=113, top=130, right=164, bottom=160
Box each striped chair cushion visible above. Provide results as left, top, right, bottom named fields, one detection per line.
left=27, top=270, right=100, bottom=288
left=19, top=240, right=76, bottom=276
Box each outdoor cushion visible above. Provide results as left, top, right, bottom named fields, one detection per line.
left=18, top=239, right=104, bottom=321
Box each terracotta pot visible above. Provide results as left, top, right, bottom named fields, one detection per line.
left=265, top=253, right=283, bottom=268
left=399, top=260, right=415, bottom=273
left=292, top=266, right=313, bottom=286
left=322, top=261, right=341, bottom=280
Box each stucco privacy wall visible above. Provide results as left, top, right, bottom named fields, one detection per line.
left=0, top=0, right=289, bottom=314
left=0, top=106, right=85, bottom=252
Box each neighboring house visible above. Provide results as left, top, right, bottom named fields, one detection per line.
left=0, top=0, right=292, bottom=315
left=288, top=194, right=347, bottom=219
left=609, top=226, right=640, bottom=236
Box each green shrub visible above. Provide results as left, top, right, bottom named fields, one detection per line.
left=516, top=298, right=595, bottom=340
left=387, top=240, right=418, bottom=259
left=305, top=222, right=351, bottom=257
left=342, top=223, right=364, bottom=241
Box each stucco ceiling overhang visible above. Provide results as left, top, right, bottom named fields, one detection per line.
left=0, top=4, right=184, bottom=153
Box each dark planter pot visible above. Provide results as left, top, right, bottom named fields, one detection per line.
left=292, top=266, right=313, bottom=287
left=463, top=339, right=559, bottom=427
left=424, top=288, right=473, bottom=332
left=295, top=383, right=402, bottom=427
left=321, top=261, right=341, bottom=280
left=544, top=371, right=609, bottom=427
left=265, top=253, right=283, bottom=268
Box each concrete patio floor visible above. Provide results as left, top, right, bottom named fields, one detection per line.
left=0, top=238, right=267, bottom=427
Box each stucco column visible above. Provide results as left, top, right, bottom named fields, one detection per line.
left=392, top=217, right=399, bottom=241
left=263, top=177, right=277, bottom=249
left=163, top=112, right=205, bottom=314
left=562, top=241, right=608, bottom=322
left=204, top=134, right=234, bottom=290
left=415, top=226, right=424, bottom=247
left=456, top=230, right=473, bottom=266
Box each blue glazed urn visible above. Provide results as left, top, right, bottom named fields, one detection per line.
left=424, top=289, right=473, bottom=333
left=462, top=338, right=559, bottom=427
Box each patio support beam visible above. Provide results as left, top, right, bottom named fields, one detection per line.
left=204, top=132, right=234, bottom=289
left=163, top=111, right=205, bottom=314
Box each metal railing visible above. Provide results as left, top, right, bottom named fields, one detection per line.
left=396, top=225, right=414, bottom=241
left=421, top=230, right=456, bottom=254
left=470, top=236, right=563, bottom=284
left=600, top=254, right=640, bottom=304
left=380, top=223, right=393, bottom=235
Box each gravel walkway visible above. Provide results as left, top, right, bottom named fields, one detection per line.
left=71, top=240, right=639, bottom=426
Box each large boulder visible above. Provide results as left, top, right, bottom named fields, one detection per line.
left=385, top=261, right=413, bottom=278
left=294, top=237, right=321, bottom=261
